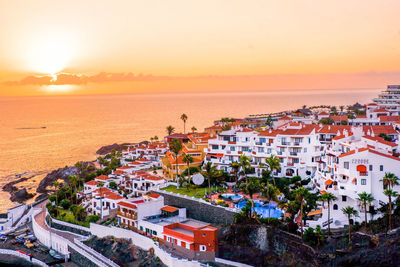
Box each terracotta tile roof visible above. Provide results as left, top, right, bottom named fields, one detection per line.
left=93, top=187, right=112, bottom=195
left=362, top=135, right=397, bottom=147
left=317, top=125, right=352, bottom=134
left=379, top=116, right=400, bottom=122
left=318, top=111, right=329, bottom=116
left=161, top=206, right=179, bottom=213
left=105, top=193, right=124, bottom=200
left=362, top=125, right=398, bottom=135
left=367, top=103, right=377, bottom=106
left=148, top=193, right=161, bottom=198
left=95, top=175, right=111, bottom=181
left=85, top=180, right=98, bottom=186
left=338, top=147, right=400, bottom=161
left=325, top=180, right=333, bottom=185
left=144, top=176, right=164, bottom=181
left=118, top=201, right=137, bottom=210
left=117, top=166, right=133, bottom=169
left=373, top=108, right=389, bottom=113
left=330, top=115, right=348, bottom=122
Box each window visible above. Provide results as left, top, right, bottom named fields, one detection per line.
left=369, top=165, right=373, bottom=171
left=361, top=179, right=367, bottom=185
left=242, top=146, right=249, bottom=152
left=304, top=148, right=307, bottom=153
left=342, top=196, right=347, bottom=202
left=344, top=162, right=349, bottom=169
left=258, top=147, right=264, bottom=153
left=267, top=148, right=272, bottom=154
left=202, top=233, right=206, bottom=237
left=212, top=145, right=219, bottom=150
left=333, top=204, right=338, bottom=210
left=199, top=245, right=207, bottom=251
left=167, top=237, right=171, bottom=242
left=380, top=165, right=383, bottom=171
left=280, top=158, right=284, bottom=163
left=230, top=146, right=235, bottom=151
left=140, top=226, right=143, bottom=231
left=259, top=138, right=266, bottom=143
left=153, top=231, right=157, bottom=236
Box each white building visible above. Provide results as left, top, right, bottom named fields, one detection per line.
left=373, top=85, right=400, bottom=115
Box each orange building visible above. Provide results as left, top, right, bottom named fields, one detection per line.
left=163, top=220, right=218, bottom=252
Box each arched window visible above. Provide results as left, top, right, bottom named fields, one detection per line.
left=333, top=204, right=338, bottom=210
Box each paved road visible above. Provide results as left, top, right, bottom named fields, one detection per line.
left=34, top=201, right=82, bottom=243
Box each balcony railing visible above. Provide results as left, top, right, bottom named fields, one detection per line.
left=289, top=152, right=298, bottom=156
left=359, top=172, right=368, bottom=176
left=117, top=211, right=137, bottom=220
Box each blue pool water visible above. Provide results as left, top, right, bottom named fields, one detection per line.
left=220, top=193, right=243, bottom=200
left=235, top=200, right=283, bottom=218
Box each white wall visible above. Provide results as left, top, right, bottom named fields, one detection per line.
left=90, top=223, right=201, bottom=267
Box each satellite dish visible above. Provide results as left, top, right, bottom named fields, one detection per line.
left=192, top=173, right=205, bottom=185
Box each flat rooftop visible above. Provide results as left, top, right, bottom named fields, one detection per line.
left=179, top=219, right=209, bottom=228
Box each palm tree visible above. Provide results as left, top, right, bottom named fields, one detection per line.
left=166, top=125, right=175, bottom=136
left=264, top=182, right=281, bottom=223
left=191, top=126, right=197, bottom=133
left=265, top=155, right=281, bottom=185
left=154, top=136, right=159, bottom=141
left=384, top=188, right=398, bottom=230
left=242, top=178, right=263, bottom=218
left=294, top=187, right=310, bottom=237
left=169, top=139, right=182, bottom=182
left=201, top=162, right=221, bottom=192
left=239, top=154, right=251, bottom=185
left=319, top=192, right=337, bottom=236
left=150, top=137, right=154, bottom=142
left=381, top=172, right=399, bottom=190
left=339, top=105, right=344, bottom=113
left=180, top=114, right=188, bottom=134
left=342, top=206, right=358, bottom=241
left=356, top=192, right=374, bottom=227
left=230, top=161, right=240, bottom=184
left=182, top=153, right=194, bottom=178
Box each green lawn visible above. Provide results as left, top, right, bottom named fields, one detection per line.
left=161, top=185, right=223, bottom=199
left=55, top=208, right=90, bottom=227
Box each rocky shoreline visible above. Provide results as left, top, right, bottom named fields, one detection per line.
left=1, top=142, right=146, bottom=207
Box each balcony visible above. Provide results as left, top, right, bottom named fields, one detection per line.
left=359, top=172, right=368, bottom=176
left=289, top=152, right=298, bottom=156
left=117, top=211, right=137, bottom=220
left=281, top=142, right=291, bottom=146
left=277, top=151, right=284, bottom=155
left=287, top=162, right=294, bottom=166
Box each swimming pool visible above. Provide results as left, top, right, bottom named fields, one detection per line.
left=235, top=200, right=283, bottom=218
left=220, top=193, right=243, bottom=200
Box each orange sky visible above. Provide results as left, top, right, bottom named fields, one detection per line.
left=1, top=0, right=400, bottom=96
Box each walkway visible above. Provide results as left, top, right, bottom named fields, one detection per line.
left=34, top=201, right=118, bottom=267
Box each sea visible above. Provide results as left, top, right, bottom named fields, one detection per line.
left=0, top=88, right=380, bottom=212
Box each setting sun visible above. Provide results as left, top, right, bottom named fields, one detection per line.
left=24, top=35, right=76, bottom=75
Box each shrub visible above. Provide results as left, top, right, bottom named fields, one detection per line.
left=87, top=215, right=100, bottom=223
left=60, top=199, right=71, bottom=210
left=48, top=195, right=56, bottom=203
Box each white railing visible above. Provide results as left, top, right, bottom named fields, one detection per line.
left=0, top=249, right=48, bottom=267
left=74, top=237, right=119, bottom=267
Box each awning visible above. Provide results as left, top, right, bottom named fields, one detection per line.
left=325, top=180, right=333, bottom=185
left=161, top=206, right=179, bottom=213
left=307, top=210, right=322, bottom=216
left=320, top=190, right=327, bottom=195
left=216, top=154, right=224, bottom=158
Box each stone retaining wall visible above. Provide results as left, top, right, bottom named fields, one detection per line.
left=154, top=191, right=235, bottom=224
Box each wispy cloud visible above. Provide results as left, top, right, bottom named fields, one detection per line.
left=3, top=72, right=171, bottom=86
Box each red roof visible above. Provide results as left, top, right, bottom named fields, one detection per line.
left=373, top=108, right=389, bottom=113
left=362, top=135, right=397, bottom=147
left=95, top=175, right=111, bottom=181
left=379, top=116, right=400, bottom=122
left=118, top=201, right=137, bottom=210
left=317, top=125, right=352, bottom=134
left=105, top=193, right=124, bottom=200
left=330, top=115, right=348, bottom=122
left=318, top=111, right=329, bottom=116
left=338, top=147, right=400, bottom=161
left=118, top=166, right=133, bottom=169
left=367, top=103, right=377, bottom=106
left=114, top=170, right=127, bottom=175
left=85, top=180, right=98, bottom=186
left=362, top=125, right=398, bottom=135
left=161, top=206, right=179, bottom=213
left=148, top=193, right=161, bottom=198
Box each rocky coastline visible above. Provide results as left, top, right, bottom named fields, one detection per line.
left=1, top=141, right=145, bottom=207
